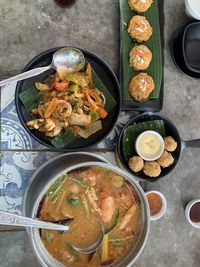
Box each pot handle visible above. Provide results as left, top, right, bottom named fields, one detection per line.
left=183, top=139, right=200, bottom=148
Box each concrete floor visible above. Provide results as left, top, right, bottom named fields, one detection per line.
left=1, top=0, right=200, bottom=266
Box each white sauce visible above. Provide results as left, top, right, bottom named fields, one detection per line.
left=137, top=133, right=161, bottom=158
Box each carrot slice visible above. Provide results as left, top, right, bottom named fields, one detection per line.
left=85, top=62, right=93, bottom=88
left=44, top=98, right=58, bottom=119
left=84, top=88, right=98, bottom=111
left=97, top=107, right=108, bottom=119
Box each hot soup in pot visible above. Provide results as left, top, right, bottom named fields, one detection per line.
left=38, top=166, right=142, bottom=266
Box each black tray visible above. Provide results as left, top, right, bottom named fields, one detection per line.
left=120, top=0, right=164, bottom=112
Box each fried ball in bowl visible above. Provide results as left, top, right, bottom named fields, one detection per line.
left=128, top=73, right=155, bottom=101
left=127, top=15, right=153, bottom=42
left=164, top=136, right=177, bottom=152
left=143, top=161, right=161, bottom=177
left=128, top=0, right=153, bottom=13
left=128, top=156, right=144, bottom=172
left=157, top=151, right=174, bottom=168
left=129, top=45, right=152, bottom=70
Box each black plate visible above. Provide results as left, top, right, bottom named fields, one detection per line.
left=121, top=0, right=164, bottom=112
left=15, top=47, right=121, bottom=151
left=170, top=23, right=200, bottom=79
left=117, top=113, right=182, bottom=182
left=182, top=21, right=200, bottom=73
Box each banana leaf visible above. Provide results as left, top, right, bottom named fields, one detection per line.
left=19, top=87, right=42, bottom=112
left=92, top=69, right=117, bottom=111
left=122, top=120, right=165, bottom=162
left=119, top=0, right=163, bottom=101
left=19, top=66, right=116, bottom=148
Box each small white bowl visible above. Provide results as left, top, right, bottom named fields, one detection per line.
left=185, top=0, right=200, bottom=20
left=145, top=190, right=167, bottom=221
left=185, top=199, right=200, bottom=229
left=135, top=130, right=164, bottom=161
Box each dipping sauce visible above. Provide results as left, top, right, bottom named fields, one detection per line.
left=136, top=131, right=164, bottom=160
left=189, top=201, right=200, bottom=223
left=147, top=192, right=162, bottom=216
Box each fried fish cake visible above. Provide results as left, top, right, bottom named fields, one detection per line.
left=128, top=0, right=153, bottom=13
left=164, top=136, right=177, bottom=152
left=129, top=45, right=152, bottom=70
left=157, top=151, right=174, bottom=168
left=143, top=161, right=161, bottom=177
left=127, top=15, right=153, bottom=42
left=128, top=156, right=144, bottom=172
left=128, top=73, right=155, bottom=101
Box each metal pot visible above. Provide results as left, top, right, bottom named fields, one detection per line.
left=25, top=161, right=150, bottom=267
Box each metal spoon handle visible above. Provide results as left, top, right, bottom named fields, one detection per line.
left=0, top=65, right=51, bottom=87
left=0, top=211, right=69, bottom=231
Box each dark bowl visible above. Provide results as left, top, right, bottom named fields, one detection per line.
left=182, top=21, right=200, bottom=74
left=15, top=47, right=121, bottom=151
left=170, top=22, right=200, bottom=79
left=117, top=113, right=182, bottom=182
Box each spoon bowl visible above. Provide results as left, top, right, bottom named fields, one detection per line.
left=53, top=47, right=85, bottom=73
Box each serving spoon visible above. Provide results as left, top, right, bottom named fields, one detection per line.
left=0, top=210, right=104, bottom=253
left=0, top=47, right=85, bottom=87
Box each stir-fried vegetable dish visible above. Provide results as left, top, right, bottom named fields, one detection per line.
left=38, top=166, right=142, bottom=267
left=26, top=63, right=109, bottom=139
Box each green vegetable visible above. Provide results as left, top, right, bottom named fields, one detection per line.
left=66, top=72, right=89, bottom=87
left=104, top=209, right=119, bottom=234
left=78, top=120, right=102, bottom=139
left=47, top=177, right=65, bottom=200
left=109, top=235, right=134, bottom=243
left=81, top=194, right=90, bottom=219
left=64, top=175, right=90, bottom=189
left=122, top=120, right=166, bottom=162
left=90, top=111, right=100, bottom=122
left=43, top=229, right=52, bottom=244
left=67, top=197, right=80, bottom=207
left=69, top=83, right=79, bottom=92
left=119, top=0, right=163, bottom=101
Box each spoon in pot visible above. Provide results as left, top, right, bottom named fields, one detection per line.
left=0, top=210, right=69, bottom=231
left=0, top=48, right=85, bottom=87
left=0, top=211, right=104, bottom=253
